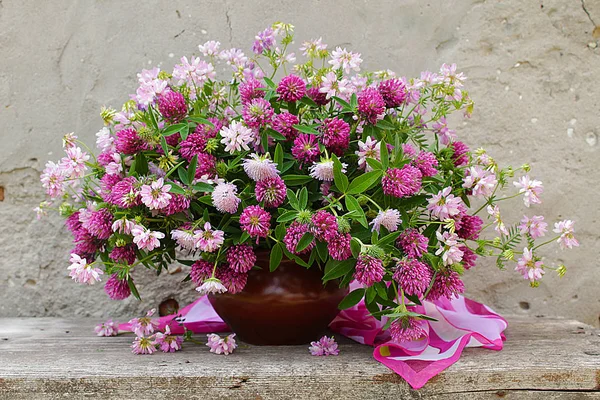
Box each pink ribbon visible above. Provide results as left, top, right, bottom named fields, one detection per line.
left=119, top=294, right=506, bottom=389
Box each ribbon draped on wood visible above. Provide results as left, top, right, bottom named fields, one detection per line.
left=119, top=294, right=506, bottom=389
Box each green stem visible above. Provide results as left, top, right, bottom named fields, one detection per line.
left=532, top=235, right=560, bottom=251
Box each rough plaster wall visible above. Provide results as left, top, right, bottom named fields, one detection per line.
left=0, top=0, right=598, bottom=325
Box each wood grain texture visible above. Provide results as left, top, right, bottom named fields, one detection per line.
left=0, top=315, right=599, bottom=399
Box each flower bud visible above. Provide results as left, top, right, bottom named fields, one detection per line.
left=337, top=218, right=351, bottom=234
left=216, top=161, right=228, bottom=177
left=365, top=245, right=385, bottom=259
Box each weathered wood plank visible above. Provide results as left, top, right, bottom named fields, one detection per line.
left=0, top=316, right=598, bottom=399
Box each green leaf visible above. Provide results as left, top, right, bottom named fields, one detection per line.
left=270, top=243, right=283, bottom=272
left=160, top=135, right=169, bottom=155
left=298, top=187, right=308, bottom=209
left=378, top=231, right=402, bottom=246
left=134, top=153, right=149, bottom=176
left=274, top=143, right=284, bottom=172
left=332, top=96, right=351, bottom=110
left=197, top=194, right=213, bottom=206
left=191, top=183, right=215, bottom=193
left=323, top=259, right=356, bottom=282
left=261, top=130, right=269, bottom=153
left=315, top=240, right=328, bottom=262
left=405, top=293, right=422, bottom=306
left=267, top=128, right=286, bottom=141
left=338, top=288, right=365, bottom=310
left=127, top=276, right=141, bottom=301
left=162, top=123, right=188, bottom=137
left=264, top=77, right=276, bottom=89
left=283, top=174, right=313, bottom=186
left=276, top=210, right=298, bottom=222
left=147, top=106, right=159, bottom=130
left=295, top=232, right=315, bottom=253
left=347, top=170, right=383, bottom=194
left=376, top=119, right=396, bottom=130
left=275, top=223, right=286, bottom=240
left=292, top=124, right=320, bottom=135
left=239, top=231, right=250, bottom=243
left=366, top=286, right=377, bottom=304
left=374, top=281, right=388, bottom=299
left=177, top=166, right=190, bottom=186
left=299, top=96, right=318, bottom=107
left=332, top=154, right=349, bottom=193
left=350, top=237, right=361, bottom=258
left=345, top=195, right=368, bottom=228
left=286, top=189, right=299, bottom=210
left=188, top=116, right=214, bottom=127
left=365, top=158, right=383, bottom=171
left=350, top=93, right=358, bottom=109
left=380, top=138, right=389, bottom=170
left=187, top=155, right=198, bottom=185
left=168, top=183, right=186, bottom=195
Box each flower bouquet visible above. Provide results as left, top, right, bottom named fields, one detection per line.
left=39, top=22, right=578, bottom=382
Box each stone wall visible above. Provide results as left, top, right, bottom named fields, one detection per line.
left=0, top=0, right=598, bottom=325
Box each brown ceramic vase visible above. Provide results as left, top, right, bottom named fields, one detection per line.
left=208, top=249, right=348, bottom=345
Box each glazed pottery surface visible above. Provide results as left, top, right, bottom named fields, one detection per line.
left=208, top=250, right=348, bottom=345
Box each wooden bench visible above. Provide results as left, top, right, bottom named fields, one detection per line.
left=0, top=316, right=598, bottom=399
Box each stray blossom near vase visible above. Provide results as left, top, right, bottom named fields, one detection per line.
left=39, top=22, right=578, bottom=346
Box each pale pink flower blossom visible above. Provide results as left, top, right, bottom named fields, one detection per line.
left=196, top=278, right=228, bottom=295
left=170, top=228, right=195, bottom=250
left=193, top=222, right=225, bottom=252
left=62, top=132, right=78, bottom=149
left=154, top=325, right=184, bottom=353
left=319, top=72, right=352, bottom=99
left=140, top=178, right=172, bottom=210
left=131, top=225, right=165, bottom=251
left=206, top=333, right=237, bottom=355
left=242, top=153, right=279, bottom=181
left=33, top=201, right=51, bottom=220
left=309, top=159, right=347, bottom=181
left=370, top=209, right=402, bottom=233
left=435, top=231, right=464, bottom=266
left=431, top=117, right=457, bottom=145
left=513, top=175, right=543, bottom=207
left=129, top=309, right=159, bottom=337
left=105, top=153, right=124, bottom=176
left=172, top=56, right=216, bottom=89
left=309, top=336, right=340, bottom=356
left=211, top=182, right=241, bottom=214
left=439, top=63, right=467, bottom=88
left=95, top=320, right=118, bottom=337
left=329, top=47, right=362, bottom=74
left=355, top=137, right=381, bottom=172
left=463, top=166, right=497, bottom=197
left=519, top=215, right=547, bottom=239
left=40, top=161, right=67, bottom=198
left=60, top=146, right=89, bottom=178
left=111, top=218, right=136, bottom=235
left=553, top=220, right=579, bottom=249
left=220, top=121, right=255, bottom=154
left=68, top=253, right=103, bottom=285
left=135, top=67, right=169, bottom=106
left=131, top=336, right=157, bottom=355
left=515, top=247, right=544, bottom=282
left=300, top=37, right=327, bottom=57
left=487, top=205, right=509, bottom=236
left=427, top=187, right=465, bottom=220
left=198, top=40, right=221, bottom=56
left=219, top=48, right=248, bottom=67
left=96, top=127, right=114, bottom=152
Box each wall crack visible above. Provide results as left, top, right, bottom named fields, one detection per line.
left=581, top=0, right=597, bottom=27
